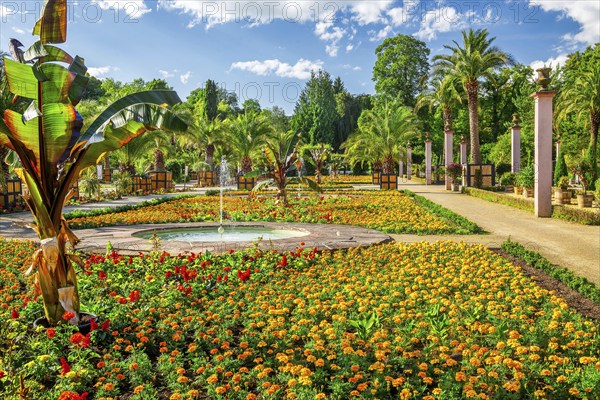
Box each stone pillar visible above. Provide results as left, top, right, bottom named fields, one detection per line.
left=532, top=68, right=555, bottom=218
left=444, top=130, right=453, bottom=190
left=425, top=137, right=432, bottom=185
left=511, top=114, right=521, bottom=174
left=460, top=135, right=467, bottom=165
left=406, top=143, right=412, bottom=180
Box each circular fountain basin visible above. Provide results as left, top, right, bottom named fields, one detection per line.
left=73, top=222, right=392, bottom=255
left=133, top=225, right=309, bottom=243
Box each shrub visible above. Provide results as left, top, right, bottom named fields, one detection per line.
left=557, top=176, right=570, bottom=190
left=554, top=150, right=568, bottom=185
left=518, top=164, right=535, bottom=188
left=499, top=172, right=516, bottom=186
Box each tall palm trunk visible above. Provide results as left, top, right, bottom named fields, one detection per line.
left=119, top=162, right=136, bottom=177
left=466, top=80, right=481, bottom=164
left=442, top=105, right=453, bottom=131
left=240, top=156, right=253, bottom=174
left=154, top=148, right=165, bottom=172
left=0, top=146, right=9, bottom=192
left=382, top=155, right=395, bottom=174
left=205, top=144, right=215, bottom=168
left=373, top=160, right=383, bottom=172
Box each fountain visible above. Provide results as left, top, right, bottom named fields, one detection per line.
left=218, top=156, right=229, bottom=237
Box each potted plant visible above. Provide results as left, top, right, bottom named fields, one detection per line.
left=519, top=165, right=535, bottom=198
left=0, top=0, right=187, bottom=326
left=513, top=174, right=523, bottom=195
left=446, top=163, right=463, bottom=191
left=570, top=160, right=594, bottom=208
left=554, top=176, right=571, bottom=205
left=500, top=172, right=516, bottom=193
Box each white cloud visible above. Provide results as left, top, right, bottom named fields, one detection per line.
left=414, top=6, right=468, bottom=41
left=159, top=70, right=175, bottom=79
left=529, top=54, right=569, bottom=71
left=369, top=25, right=393, bottom=41
left=230, top=58, right=324, bottom=79
left=88, top=65, right=119, bottom=77
left=180, top=71, right=192, bottom=84
left=92, top=1, right=151, bottom=18
left=346, top=43, right=354, bottom=52
left=353, top=66, right=362, bottom=71
left=532, top=1, right=600, bottom=45
left=350, top=1, right=394, bottom=25
left=11, top=27, right=25, bottom=34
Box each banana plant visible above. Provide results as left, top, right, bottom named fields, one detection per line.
left=0, top=0, right=187, bottom=325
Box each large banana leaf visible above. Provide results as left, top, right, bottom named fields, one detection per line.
left=24, top=41, right=74, bottom=65
left=82, top=90, right=183, bottom=142
left=3, top=58, right=38, bottom=99
left=75, top=103, right=186, bottom=175
left=33, top=0, right=67, bottom=44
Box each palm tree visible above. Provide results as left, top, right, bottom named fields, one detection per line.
left=433, top=29, right=513, bottom=163
left=181, top=114, right=224, bottom=170
left=415, top=74, right=462, bottom=132
left=345, top=102, right=419, bottom=174
left=557, top=63, right=600, bottom=183
left=112, top=134, right=156, bottom=176
left=226, top=110, right=272, bottom=174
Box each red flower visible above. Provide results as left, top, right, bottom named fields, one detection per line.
left=11, top=309, right=19, bottom=319
left=278, top=254, right=288, bottom=267
left=128, top=290, right=140, bottom=302
left=98, top=271, right=107, bottom=280
left=82, top=334, right=90, bottom=348
left=58, top=391, right=88, bottom=400
left=62, top=311, right=75, bottom=321
left=47, top=328, right=56, bottom=339
left=237, top=268, right=251, bottom=282
left=101, top=319, right=110, bottom=331
left=0, top=370, right=5, bottom=379
left=70, top=332, right=85, bottom=346
left=90, top=319, right=98, bottom=331
left=118, top=297, right=127, bottom=304
left=60, top=358, right=71, bottom=375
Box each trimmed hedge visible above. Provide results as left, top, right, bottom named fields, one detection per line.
left=64, top=195, right=194, bottom=220
left=465, top=187, right=534, bottom=212
left=402, top=189, right=483, bottom=234
left=501, top=239, right=600, bottom=304
left=465, top=187, right=600, bottom=225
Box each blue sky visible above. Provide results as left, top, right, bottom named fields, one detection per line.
left=1, top=1, right=599, bottom=113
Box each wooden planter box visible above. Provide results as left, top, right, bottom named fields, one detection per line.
left=372, top=172, right=381, bottom=185
left=522, top=187, right=534, bottom=198
left=504, top=185, right=514, bottom=193
left=199, top=171, right=216, bottom=187
left=189, top=172, right=198, bottom=181
left=577, top=194, right=593, bottom=208
left=514, top=186, right=523, bottom=195
left=379, top=174, right=397, bottom=190
left=132, top=176, right=152, bottom=194
left=1, top=179, right=23, bottom=209
left=150, top=171, right=174, bottom=191
left=236, top=175, right=255, bottom=190
left=554, top=189, right=571, bottom=205
left=102, top=168, right=112, bottom=183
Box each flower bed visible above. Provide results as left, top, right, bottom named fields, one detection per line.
left=66, top=192, right=479, bottom=235
left=0, top=239, right=598, bottom=399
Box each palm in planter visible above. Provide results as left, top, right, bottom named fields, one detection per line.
left=446, top=163, right=463, bottom=188
left=251, top=130, right=320, bottom=205
left=518, top=165, right=535, bottom=198
left=0, top=0, right=187, bottom=325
